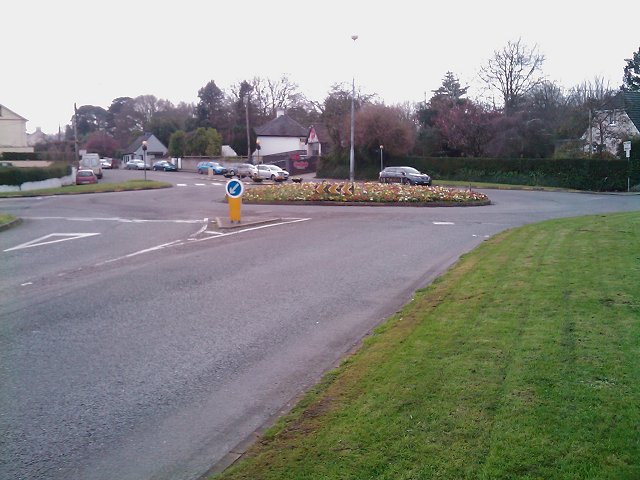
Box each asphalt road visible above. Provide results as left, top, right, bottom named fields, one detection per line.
left=1, top=171, right=639, bottom=480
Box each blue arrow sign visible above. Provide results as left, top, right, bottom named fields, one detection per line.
left=225, top=179, right=244, bottom=198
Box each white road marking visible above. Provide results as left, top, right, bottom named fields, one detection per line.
left=94, top=240, right=183, bottom=266
left=177, top=183, right=187, bottom=187
left=23, top=216, right=204, bottom=224
left=4, top=233, right=100, bottom=252
left=195, top=218, right=311, bottom=242
left=433, top=221, right=455, bottom=225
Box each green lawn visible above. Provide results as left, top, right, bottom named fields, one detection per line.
left=215, top=211, right=640, bottom=479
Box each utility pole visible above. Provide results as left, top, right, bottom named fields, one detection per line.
left=245, top=92, right=251, bottom=162
left=73, top=103, right=79, bottom=164
left=349, top=34, right=358, bottom=183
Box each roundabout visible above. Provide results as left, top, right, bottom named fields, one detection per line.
left=241, top=181, right=491, bottom=206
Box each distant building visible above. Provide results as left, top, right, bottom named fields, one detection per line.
left=122, top=132, right=168, bottom=164
left=253, top=110, right=332, bottom=174
left=27, top=127, right=48, bottom=146
left=221, top=145, right=238, bottom=157
left=254, top=110, right=308, bottom=158
left=0, top=104, right=34, bottom=154
left=582, top=91, right=640, bottom=155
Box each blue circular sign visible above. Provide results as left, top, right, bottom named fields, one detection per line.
left=225, top=179, right=244, bottom=198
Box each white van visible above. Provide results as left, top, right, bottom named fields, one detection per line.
left=80, top=153, right=103, bottom=179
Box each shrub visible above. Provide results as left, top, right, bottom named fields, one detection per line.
left=0, top=152, right=40, bottom=161
left=0, top=164, right=71, bottom=186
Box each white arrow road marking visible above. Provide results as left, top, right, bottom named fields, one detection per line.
left=4, top=233, right=100, bottom=252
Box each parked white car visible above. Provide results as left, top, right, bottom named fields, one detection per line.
left=125, top=159, right=149, bottom=170
left=254, top=164, right=288, bottom=181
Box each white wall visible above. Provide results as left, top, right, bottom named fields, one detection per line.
left=0, top=112, right=29, bottom=148
left=256, top=136, right=305, bottom=157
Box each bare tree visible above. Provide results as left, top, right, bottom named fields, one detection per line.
left=569, top=78, right=618, bottom=156
left=249, top=75, right=307, bottom=118
left=479, top=38, right=546, bottom=114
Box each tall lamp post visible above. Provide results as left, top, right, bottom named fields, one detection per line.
left=142, top=140, right=148, bottom=181
left=349, top=34, right=358, bottom=183
left=379, top=144, right=384, bottom=171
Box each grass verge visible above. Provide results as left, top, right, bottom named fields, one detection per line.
left=214, top=211, right=640, bottom=479
left=0, top=179, right=171, bottom=197
left=0, top=213, right=17, bottom=227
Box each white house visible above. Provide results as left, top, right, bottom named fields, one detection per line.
left=582, top=91, right=640, bottom=155
left=122, top=132, right=168, bottom=164
left=0, top=104, right=34, bottom=154
left=254, top=110, right=308, bottom=160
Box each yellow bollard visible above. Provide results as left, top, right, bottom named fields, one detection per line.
left=225, top=178, right=244, bottom=223
left=228, top=196, right=241, bottom=223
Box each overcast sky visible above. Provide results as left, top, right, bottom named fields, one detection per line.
left=4, top=0, right=638, bottom=133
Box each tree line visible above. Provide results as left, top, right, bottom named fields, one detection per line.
left=36, top=41, right=640, bottom=165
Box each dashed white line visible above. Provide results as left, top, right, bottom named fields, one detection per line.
left=433, top=221, right=455, bottom=225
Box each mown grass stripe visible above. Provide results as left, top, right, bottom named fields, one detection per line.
left=215, top=212, right=640, bottom=480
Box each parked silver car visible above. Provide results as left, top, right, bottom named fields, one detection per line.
left=126, top=159, right=149, bottom=170
left=235, top=163, right=259, bottom=178
left=254, top=164, right=288, bottom=181
left=379, top=166, right=431, bottom=186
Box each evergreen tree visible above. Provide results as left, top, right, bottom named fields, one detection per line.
left=622, top=47, right=640, bottom=91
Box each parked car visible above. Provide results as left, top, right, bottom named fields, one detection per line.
left=236, top=163, right=258, bottom=178
left=254, top=164, right=287, bottom=181
left=100, top=158, right=113, bottom=169
left=126, top=159, right=148, bottom=170
left=75, top=169, right=98, bottom=185
left=197, top=161, right=227, bottom=175
left=379, top=166, right=432, bottom=186
left=152, top=160, right=177, bottom=171
left=273, top=165, right=289, bottom=180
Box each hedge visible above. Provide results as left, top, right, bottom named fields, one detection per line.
left=318, top=154, right=640, bottom=192
left=0, top=164, right=72, bottom=186
left=0, top=152, right=40, bottom=161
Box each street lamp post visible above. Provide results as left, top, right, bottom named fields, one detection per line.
left=349, top=34, right=358, bottom=183
left=256, top=139, right=261, bottom=164
left=379, top=144, right=384, bottom=172
left=142, top=140, right=148, bottom=181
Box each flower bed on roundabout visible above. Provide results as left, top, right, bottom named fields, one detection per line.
left=242, top=181, right=490, bottom=206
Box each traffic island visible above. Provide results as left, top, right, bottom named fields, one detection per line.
left=213, top=216, right=283, bottom=230
left=241, top=182, right=491, bottom=206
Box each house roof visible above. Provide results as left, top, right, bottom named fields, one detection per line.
left=307, top=124, right=331, bottom=145
left=622, top=91, right=640, bottom=132
left=0, top=104, right=28, bottom=121
left=255, top=114, right=308, bottom=137
left=125, top=132, right=166, bottom=153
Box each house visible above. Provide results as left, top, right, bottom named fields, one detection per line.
left=27, top=127, right=48, bottom=146
left=305, top=123, right=331, bottom=158
left=583, top=91, right=640, bottom=155
left=0, top=104, right=34, bottom=154
left=254, top=110, right=308, bottom=160
left=253, top=110, right=333, bottom=174
left=122, top=132, right=167, bottom=164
